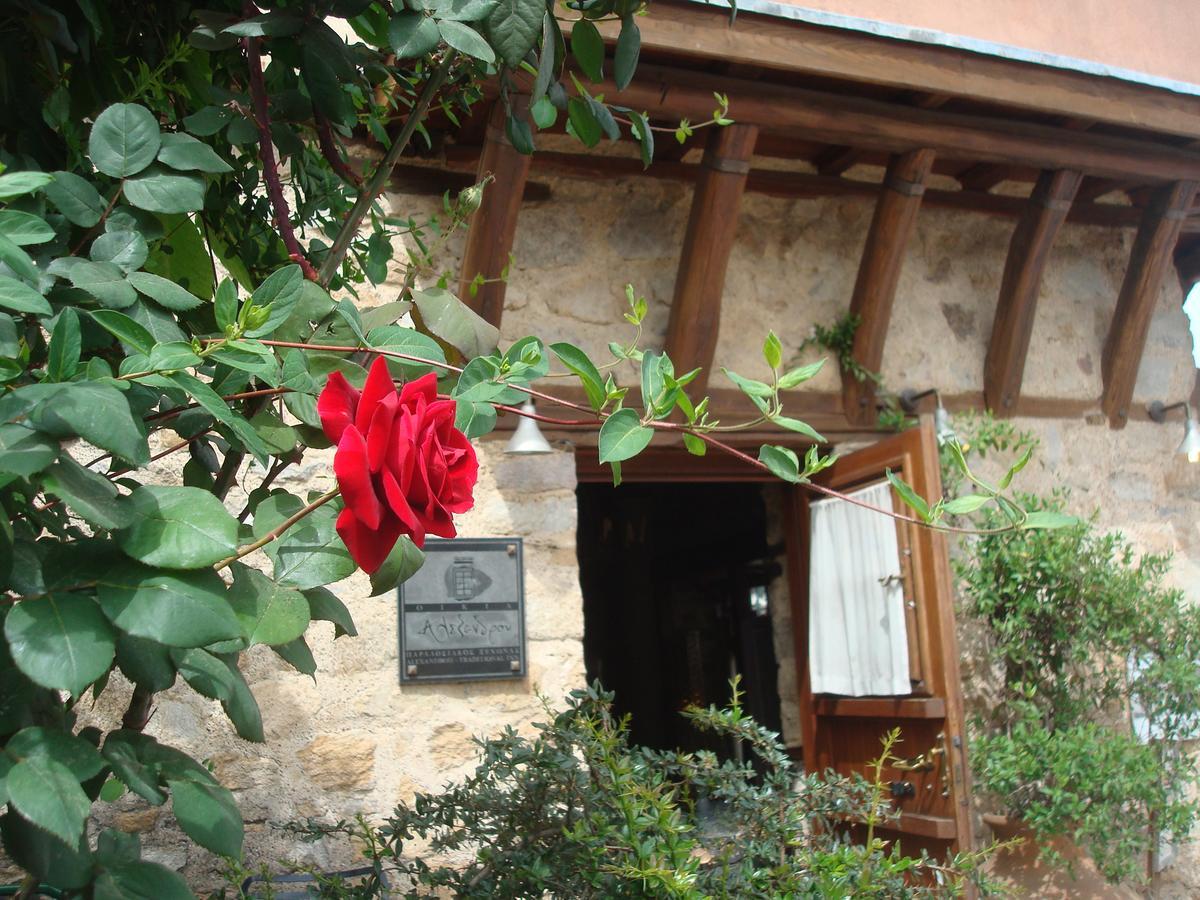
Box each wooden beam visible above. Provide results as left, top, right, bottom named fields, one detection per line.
left=843, top=149, right=936, bottom=424
left=438, top=144, right=1169, bottom=231
left=577, top=1, right=1200, bottom=141
left=571, top=63, right=1200, bottom=183
left=456, top=101, right=531, bottom=327
left=984, top=170, right=1083, bottom=415
left=1101, top=180, right=1199, bottom=428
left=664, top=124, right=759, bottom=391
left=1076, top=177, right=1135, bottom=202
left=956, top=163, right=1011, bottom=192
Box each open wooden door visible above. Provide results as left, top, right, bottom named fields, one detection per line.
left=785, top=418, right=973, bottom=856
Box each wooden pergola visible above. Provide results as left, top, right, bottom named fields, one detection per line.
left=416, top=0, right=1200, bottom=436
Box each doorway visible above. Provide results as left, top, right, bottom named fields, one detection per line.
left=578, top=482, right=783, bottom=757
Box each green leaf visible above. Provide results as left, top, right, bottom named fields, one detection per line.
left=598, top=408, right=653, bottom=464
left=614, top=16, right=640, bottom=90
left=167, top=776, right=243, bottom=858
left=183, top=105, right=233, bottom=137
left=0, top=171, right=54, bottom=201
left=0, top=274, right=52, bottom=316
left=94, top=860, right=194, bottom=900
left=123, top=166, right=206, bottom=214
left=156, top=132, right=233, bottom=174
left=245, top=264, right=304, bottom=338
left=366, top=325, right=448, bottom=379
left=886, top=469, right=931, bottom=521
left=0, top=210, right=54, bottom=246
left=143, top=215, right=211, bottom=299
left=1021, top=510, right=1081, bottom=530
left=89, top=103, right=162, bottom=178
left=550, top=341, right=605, bottom=410
left=440, top=0, right=500, bottom=21
left=722, top=367, right=773, bottom=398
left=762, top=331, right=782, bottom=370
left=115, top=634, right=176, bottom=693
left=47, top=307, right=81, bottom=381
left=253, top=495, right=356, bottom=589
left=941, top=493, right=993, bottom=516
left=682, top=433, right=706, bottom=457
left=369, top=536, right=425, bottom=597
left=7, top=757, right=91, bottom=845
left=531, top=12, right=556, bottom=104
left=147, top=341, right=202, bottom=371
left=483, top=0, right=543, bottom=67
left=97, top=563, right=242, bottom=647
left=437, top=19, right=495, bottom=63
left=566, top=97, right=602, bottom=148
left=68, top=260, right=137, bottom=308
left=28, top=382, right=150, bottom=466
left=90, top=309, right=156, bottom=354
left=301, top=44, right=350, bottom=122
left=99, top=732, right=166, bottom=806
left=629, top=110, right=654, bottom=168
left=571, top=18, right=604, bottom=81
left=304, top=586, right=357, bottom=639
left=778, top=358, right=825, bottom=389
left=412, top=286, right=499, bottom=359
left=999, top=445, right=1034, bottom=490
left=214, top=278, right=238, bottom=331
left=227, top=565, right=310, bottom=646
left=273, top=637, right=316, bottom=677
left=90, top=229, right=149, bottom=273
left=770, top=415, right=824, bottom=443
left=217, top=657, right=263, bottom=742
left=758, top=444, right=801, bottom=483
left=171, top=647, right=237, bottom=701
left=5, top=593, right=115, bottom=696
left=0, top=234, right=39, bottom=283
left=249, top=409, right=296, bottom=454
left=0, top=425, right=58, bottom=479
left=116, top=485, right=238, bottom=569
left=455, top=399, right=498, bottom=439
left=127, top=272, right=203, bottom=312
left=530, top=96, right=557, bottom=129
left=388, top=12, right=440, bottom=57
left=6, top=727, right=105, bottom=781
left=42, top=457, right=133, bottom=530
left=43, top=171, right=106, bottom=227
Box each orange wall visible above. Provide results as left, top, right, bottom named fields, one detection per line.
left=778, top=0, right=1200, bottom=88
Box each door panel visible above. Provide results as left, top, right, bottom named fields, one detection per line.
left=786, top=418, right=973, bottom=855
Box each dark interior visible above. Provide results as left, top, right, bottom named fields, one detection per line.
left=578, top=482, right=783, bottom=758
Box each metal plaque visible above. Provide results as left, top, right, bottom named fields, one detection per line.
left=398, top=538, right=526, bottom=683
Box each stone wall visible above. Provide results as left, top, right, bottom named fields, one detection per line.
left=79, top=160, right=1200, bottom=891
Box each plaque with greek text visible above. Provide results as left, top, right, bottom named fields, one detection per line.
left=398, top=538, right=526, bottom=682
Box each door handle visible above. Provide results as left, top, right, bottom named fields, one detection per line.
left=892, top=733, right=945, bottom=773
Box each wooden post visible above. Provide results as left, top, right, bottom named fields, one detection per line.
left=1101, top=180, right=1198, bottom=428
left=664, top=123, right=759, bottom=391
left=984, top=169, right=1082, bottom=415
left=457, top=100, right=531, bottom=327
left=842, top=149, right=935, bottom=424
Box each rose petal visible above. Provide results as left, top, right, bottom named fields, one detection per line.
left=336, top=507, right=403, bottom=574
left=366, top=393, right=398, bottom=473
left=381, top=466, right=426, bottom=547
left=400, top=371, right=438, bottom=407
left=317, top=372, right=359, bottom=443
left=356, top=356, right=396, bottom=435
left=334, top=426, right=384, bottom=531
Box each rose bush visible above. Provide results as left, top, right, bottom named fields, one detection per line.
left=319, top=359, right=478, bottom=572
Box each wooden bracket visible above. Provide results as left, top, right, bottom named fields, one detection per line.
left=1101, top=180, right=1199, bottom=428
left=842, top=149, right=936, bottom=425
left=456, top=99, right=532, bottom=328
left=984, top=169, right=1082, bottom=415
left=663, top=123, right=759, bottom=392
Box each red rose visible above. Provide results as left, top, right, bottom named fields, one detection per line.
left=317, top=358, right=478, bottom=573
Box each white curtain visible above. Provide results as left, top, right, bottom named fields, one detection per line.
left=808, top=481, right=910, bottom=696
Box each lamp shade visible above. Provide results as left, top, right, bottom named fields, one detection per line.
left=504, top=400, right=553, bottom=454
left=934, top=401, right=956, bottom=446
left=1178, top=413, right=1200, bottom=464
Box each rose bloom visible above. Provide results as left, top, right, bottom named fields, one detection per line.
left=317, top=357, right=478, bottom=573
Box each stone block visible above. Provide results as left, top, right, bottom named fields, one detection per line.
left=298, top=734, right=376, bottom=792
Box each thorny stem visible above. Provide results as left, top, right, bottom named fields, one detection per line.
left=243, top=10, right=319, bottom=281
left=317, top=51, right=458, bottom=286
left=70, top=184, right=123, bottom=256
left=314, top=109, right=362, bottom=186
left=214, top=488, right=339, bottom=571
left=198, top=339, right=1019, bottom=535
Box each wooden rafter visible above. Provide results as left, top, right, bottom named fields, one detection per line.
left=956, top=163, right=1011, bottom=192
left=578, top=64, right=1200, bottom=183
left=843, top=149, right=936, bottom=424
left=984, top=169, right=1083, bottom=415
left=664, top=123, right=759, bottom=391
left=1101, top=180, right=1200, bottom=428
left=457, top=101, right=531, bottom=327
